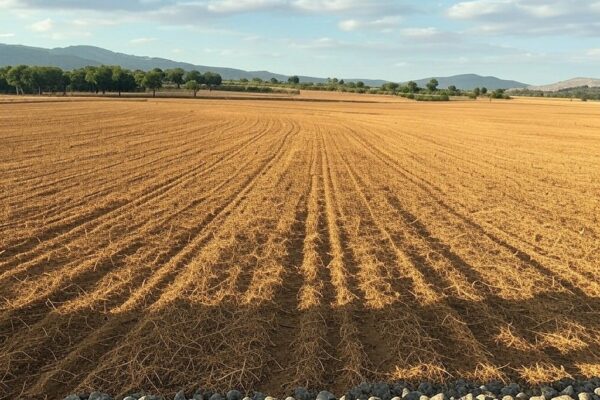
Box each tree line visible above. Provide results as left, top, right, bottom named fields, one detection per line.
left=0, top=65, right=223, bottom=97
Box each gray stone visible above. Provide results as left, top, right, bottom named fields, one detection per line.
left=89, top=393, right=112, bottom=400
left=360, top=384, right=373, bottom=395
left=265, top=397, right=276, bottom=400
left=227, top=391, right=242, bottom=400
left=476, top=395, right=493, bottom=400
left=193, top=393, right=203, bottom=400
left=561, top=388, right=575, bottom=397
left=392, top=397, right=402, bottom=400
left=316, top=391, right=336, bottom=400
left=209, top=394, right=223, bottom=400
left=139, top=396, right=163, bottom=400
left=531, top=396, right=546, bottom=400
left=578, top=394, right=592, bottom=400
left=369, top=397, right=381, bottom=400
left=295, top=389, right=311, bottom=400
left=64, top=396, right=81, bottom=400
left=419, top=395, right=430, bottom=400
left=123, top=397, right=137, bottom=400
left=431, top=394, right=446, bottom=400
left=502, top=396, right=514, bottom=400
left=460, top=394, right=474, bottom=400
left=418, top=384, right=435, bottom=397
left=551, top=396, right=574, bottom=400
left=502, top=385, right=521, bottom=397
left=253, top=393, right=266, bottom=400
left=373, top=384, right=391, bottom=400
left=594, top=390, right=600, bottom=397
left=404, top=392, right=422, bottom=400
left=339, top=397, right=345, bottom=400
left=402, top=389, right=411, bottom=399
left=542, top=387, right=559, bottom=400
left=285, top=397, right=295, bottom=400
left=516, top=393, right=528, bottom=400
left=174, top=391, right=187, bottom=400
left=242, top=397, right=252, bottom=400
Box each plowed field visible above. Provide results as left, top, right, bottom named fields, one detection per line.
left=1, top=97, right=599, bottom=399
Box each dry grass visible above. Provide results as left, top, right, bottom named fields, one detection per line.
left=0, top=96, right=599, bottom=399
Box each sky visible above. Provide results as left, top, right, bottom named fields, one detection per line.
left=0, top=0, right=599, bottom=85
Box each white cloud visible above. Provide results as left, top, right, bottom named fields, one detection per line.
left=447, top=0, right=600, bottom=36
left=338, top=15, right=402, bottom=31
left=130, top=37, right=157, bottom=44
left=30, top=17, right=53, bottom=32
left=0, top=32, right=15, bottom=37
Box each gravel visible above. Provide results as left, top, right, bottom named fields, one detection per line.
left=62, top=380, right=600, bottom=400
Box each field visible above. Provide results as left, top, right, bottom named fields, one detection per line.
left=0, top=95, right=599, bottom=399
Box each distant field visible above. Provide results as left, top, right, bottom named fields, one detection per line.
left=0, top=96, right=599, bottom=399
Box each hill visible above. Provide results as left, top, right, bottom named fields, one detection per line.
left=409, top=74, right=528, bottom=90
left=0, top=43, right=387, bottom=86
left=527, top=77, right=600, bottom=92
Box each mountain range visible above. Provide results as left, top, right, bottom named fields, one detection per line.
left=527, top=78, right=600, bottom=92
left=0, top=43, right=532, bottom=89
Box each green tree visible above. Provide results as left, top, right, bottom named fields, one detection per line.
left=426, top=78, right=439, bottom=92
left=134, top=70, right=146, bottom=89
left=407, top=81, right=419, bottom=93
left=356, top=81, right=365, bottom=88
left=185, top=80, right=200, bottom=97
left=473, top=87, right=481, bottom=97
left=143, top=70, right=163, bottom=97
left=270, top=78, right=279, bottom=84
left=166, top=68, right=185, bottom=88
left=203, top=72, right=222, bottom=86
left=7, top=65, right=29, bottom=94
left=288, top=75, right=300, bottom=84
left=252, top=77, right=263, bottom=83
left=0, top=66, right=12, bottom=93
left=68, top=69, right=87, bottom=91
left=447, top=85, right=457, bottom=94
left=481, top=87, right=488, bottom=94
left=112, top=67, right=136, bottom=96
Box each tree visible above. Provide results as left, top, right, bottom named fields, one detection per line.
left=69, top=69, right=87, bottom=92
left=112, top=66, right=136, bottom=96
left=134, top=70, right=146, bottom=89
left=85, top=65, right=113, bottom=94
left=252, top=77, right=263, bottom=83
left=270, top=78, right=279, bottom=84
left=447, top=85, right=457, bottom=94
left=185, top=80, right=200, bottom=97
left=288, top=75, right=300, bottom=84
left=339, top=79, right=345, bottom=85
left=166, top=68, right=185, bottom=88
left=0, top=66, right=12, bottom=93
left=203, top=72, right=222, bottom=86
left=384, top=82, right=400, bottom=93
left=6, top=65, right=28, bottom=95
left=356, top=81, right=365, bottom=88
left=481, top=87, right=488, bottom=94
left=407, top=81, right=419, bottom=93
left=143, top=70, right=163, bottom=97
left=426, top=78, right=439, bottom=92
left=473, top=87, right=481, bottom=97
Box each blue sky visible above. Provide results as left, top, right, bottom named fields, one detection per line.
left=0, top=0, right=599, bottom=84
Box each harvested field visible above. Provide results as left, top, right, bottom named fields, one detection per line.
left=0, top=96, right=599, bottom=399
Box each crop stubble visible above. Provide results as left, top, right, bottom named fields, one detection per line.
left=0, top=97, right=599, bottom=399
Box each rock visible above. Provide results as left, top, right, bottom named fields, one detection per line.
left=209, top=394, right=223, bottom=400
left=340, top=397, right=345, bottom=400
left=402, top=389, right=411, bottom=399
left=578, top=394, right=592, bottom=400
left=561, top=387, right=575, bottom=397
left=139, top=396, right=163, bottom=400
left=64, top=396, right=81, bottom=400
left=460, top=395, right=473, bottom=400
left=295, top=388, right=311, bottom=400
left=531, top=396, right=545, bottom=400
left=316, top=391, right=336, bottom=400
left=193, top=393, right=203, bottom=400
left=242, top=397, right=252, bottom=400
left=227, top=391, right=241, bottom=400
left=123, top=397, right=137, bottom=400
left=551, top=396, right=574, bottom=400
left=369, top=397, right=381, bottom=400
left=392, top=397, right=402, bottom=400
left=488, top=382, right=504, bottom=396
left=265, top=397, right=276, bottom=400
left=253, top=393, right=266, bottom=400
left=285, top=397, right=295, bottom=400
left=373, top=384, right=391, bottom=400
left=516, top=393, right=527, bottom=400
left=502, top=385, right=521, bottom=397
left=418, top=384, right=435, bottom=397
left=174, top=391, right=187, bottom=400
left=431, top=394, right=446, bottom=400
left=360, top=384, right=373, bottom=395
left=594, top=389, right=600, bottom=397
left=542, top=387, right=559, bottom=400
left=419, top=396, right=429, bottom=400
left=502, top=396, right=514, bottom=400
left=404, top=392, right=422, bottom=400
left=89, top=393, right=112, bottom=400
left=475, top=395, right=493, bottom=400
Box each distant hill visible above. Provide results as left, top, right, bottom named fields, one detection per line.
left=0, top=43, right=387, bottom=86
left=408, top=74, right=528, bottom=90
left=527, top=77, right=600, bottom=92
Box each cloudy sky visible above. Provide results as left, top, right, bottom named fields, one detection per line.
left=1, top=0, right=599, bottom=84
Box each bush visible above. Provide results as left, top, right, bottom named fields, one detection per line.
left=414, top=94, right=450, bottom=101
